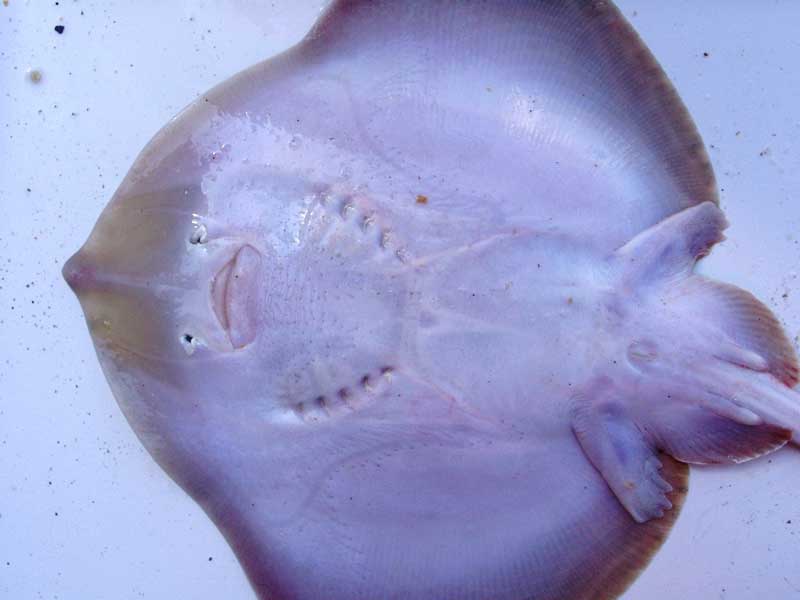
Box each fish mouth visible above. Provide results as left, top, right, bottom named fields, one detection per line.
left=210, top=244, right=263, bottom=349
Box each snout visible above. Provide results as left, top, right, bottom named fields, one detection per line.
left=62, top=183, right=227, bottom=362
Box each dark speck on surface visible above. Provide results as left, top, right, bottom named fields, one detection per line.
left=416, top=194, right=428, bottom=205
left=54, top=24, right=65, bottom=34
left=703, top=51, right=710, bottom=57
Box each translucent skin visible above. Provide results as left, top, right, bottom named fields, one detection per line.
left=63, top=1, right=800, bottom=599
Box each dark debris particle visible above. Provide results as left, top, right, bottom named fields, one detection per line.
left=415, top=194, right=428, bottom=205
left=703, top=51, right=710, bottom=57
left=54, top=24, right=65, bottom=34
left=208, top=556, right=213, bottom=562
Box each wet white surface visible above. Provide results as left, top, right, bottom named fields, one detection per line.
left=1, top=1, right=799, bottom=599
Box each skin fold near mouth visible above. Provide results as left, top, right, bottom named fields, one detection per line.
left=210, top=244, right=263, bottom=350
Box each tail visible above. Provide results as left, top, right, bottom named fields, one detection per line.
left=670, top=275, right=800, bottom=445
left=613, top=201, right=800, bottom=449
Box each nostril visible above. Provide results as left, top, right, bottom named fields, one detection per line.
left=190, top=223, right=208, bottom=245
left=180, top=333, right=202, bottom=356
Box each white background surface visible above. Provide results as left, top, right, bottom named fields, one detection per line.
left=1, top=1, right=799, bottom=599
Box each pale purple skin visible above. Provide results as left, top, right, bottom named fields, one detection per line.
left=63, top=1, right=800, bottom=599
